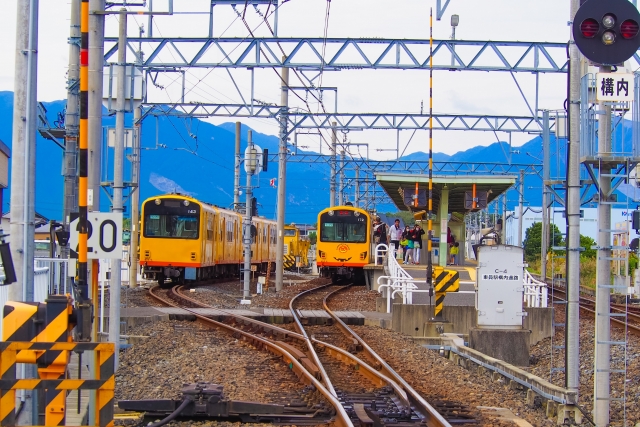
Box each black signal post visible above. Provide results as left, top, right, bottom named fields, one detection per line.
left=573, top=0, right=640, bottom=65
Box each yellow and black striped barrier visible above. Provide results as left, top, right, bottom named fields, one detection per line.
left=283, top=254, right=296, bottom=270
left=0, top=341, right=115, bottom=427
left=433, top=266, right=460, bottom=319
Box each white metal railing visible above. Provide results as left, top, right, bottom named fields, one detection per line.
left=524, top=269, right=548, bottom=308
left=376, top=244, right=420, bottom=312
left=35, top=258, right=69, bottom=295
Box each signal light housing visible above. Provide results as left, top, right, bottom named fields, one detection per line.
left=621, top=19, right=639, bottom=39
left=581, top=18, right=599, bottom=38
left=572, top=0, right=640, bottom=65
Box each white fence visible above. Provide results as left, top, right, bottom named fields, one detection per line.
left=523, top=269, right=549, bottom=308
left=374, top=246, right=549, bottom=313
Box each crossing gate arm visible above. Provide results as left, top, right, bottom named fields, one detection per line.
left=0, top=342, right=115, bottom=427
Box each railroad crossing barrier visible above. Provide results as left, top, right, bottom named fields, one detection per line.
left=0, top=341, right=115, bottom=427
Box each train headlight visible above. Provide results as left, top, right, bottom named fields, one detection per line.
left=319, top=250, right=326, bottom=258
left=328, top=210, right=334, bottom=216
left=155, top=198, right=161, bottom=205
left=354, top=211, right=360, bottom=217
left=183, top=200, right=190, bottom=206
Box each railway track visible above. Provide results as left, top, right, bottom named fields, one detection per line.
left=549, top=286, right=640, bottom=335
left=145, top=283, right=471, bottom=426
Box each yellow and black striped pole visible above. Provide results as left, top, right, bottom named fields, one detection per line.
left=78, top=0, right=89, bottom=301
left=426, top=8, right=434, bottom=294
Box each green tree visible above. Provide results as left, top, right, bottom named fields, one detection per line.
left=523, top=222, right=564, bottom=262
left=308, top=231, right=317, bottom=245
left=384, top=211, right=416, bottom=226
left=580, top=234, right=597, bottom=259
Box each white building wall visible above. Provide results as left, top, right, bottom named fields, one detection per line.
left=505, top=207, right=636, bottom=247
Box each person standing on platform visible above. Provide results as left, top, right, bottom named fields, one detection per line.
left=389, top=218, right=403, bottom=259
left=449, top=241, right=459, bottom=266
left=373, top=217, right=388, bottom=264
left=401, top=226, right=411, bottom=264
left=412, top=224, right=425, bottom=264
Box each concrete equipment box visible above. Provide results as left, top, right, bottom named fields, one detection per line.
left=476, top=245, right=525, bottom=328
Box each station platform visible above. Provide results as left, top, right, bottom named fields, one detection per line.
left=364, top=262, right=477, bottom=306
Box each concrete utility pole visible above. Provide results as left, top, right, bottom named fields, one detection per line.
left=129, top=24, right=143, bottom=289
left=565, top=0, right=581, bottom=402
left=502, top=193, right=507, bottom=244
left=541, top=111, right=550, bottom=279
left=9, top=0, right=38, bottom=306
left=63, top=0, right=80, bottom=272
left=233, top=122, right=241, bottom=210
left=355, top=166, right=360, bottom=207
left=109, top=9, right=127, bottom=369
left=330, top=123, right=337, bottom=207
left=517, top=169, right=524, bottom=247
left=338, top=150, right=345, bottom=206
left=88, top=0, right=104, bottom=211
left=275, top=63, right=288, bottom=292
left=594, top=65, right=612, bottom=426
left=129, top=105, right=141, bottom=288
left=243, top=131, right=254, bottom=300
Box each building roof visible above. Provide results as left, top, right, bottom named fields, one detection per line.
left=2, top=211, right=51, bottom=227
left=375, top=173, right=517, bottom=215
left=0, top=139, right=9, bottom=158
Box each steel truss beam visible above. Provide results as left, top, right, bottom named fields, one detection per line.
left=104, top=37, right=571, bottom=73
left=275, top=155, right=541, bottom=176
left=141, top=103, right=546, bottom=133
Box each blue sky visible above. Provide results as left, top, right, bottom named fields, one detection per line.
left=0, top=0, right=572, bottom=157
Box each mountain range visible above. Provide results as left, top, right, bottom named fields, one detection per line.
left=0, top=91, right=631, bottom=224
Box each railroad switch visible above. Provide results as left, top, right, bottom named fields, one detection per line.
left=118, top=382, right=333, bottom=424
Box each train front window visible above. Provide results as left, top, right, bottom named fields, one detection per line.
left=284, top=229, right=296, bottom=237
left=144, top=214, right=199, bottom=239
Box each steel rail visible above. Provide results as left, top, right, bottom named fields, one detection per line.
left=550, top=291, right=640, bottom=336
left=321, top=287, right=452, bottom=427
left=146, top=285, right=353, bottom=427
left=171, top=285, right=410, bottom=403
left=167, top=283, right=452, bottom=426
left=288, top=283, right=338, bottom=397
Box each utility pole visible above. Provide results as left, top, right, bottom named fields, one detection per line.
left=338, top=150, right=345, bottom=206
left=129, top=23, right=143, bottom=289
left=275, top=61, right=289, bottom=292
left=594, top=66, right=612, bottom=426
left=243, top=131, right=254, bottom=300
left=9, top=0, right=38, bottom=423
left=9, top=0, right=38, bottom=304
left=330, top=122, right=337, bottom=207
left=63, top=0, right=80, bottom=274
left=517, top=169, right=524, bottom=247
left=109, top=9, right=127, bottom=370
left=88, top=0, right=104, bottom=212
left=233, top=122, right=241, bottom=210
left=129, top=106, right=141, bottom=288
left=355, top=166, right=360, bottom=207
left=541, top=111, right=550, bottom=279
left=502, top=193, right=507, bottom=244
left=565, top=0, right=581, bottom=404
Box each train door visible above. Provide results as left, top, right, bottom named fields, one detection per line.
left=220, top=217, right=225, bottom=262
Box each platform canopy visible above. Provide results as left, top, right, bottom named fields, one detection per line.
left=375, top=173, right=517, bottom=214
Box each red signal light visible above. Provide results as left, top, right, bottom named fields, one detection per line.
left=581, top=18, right=600, bottom=38
left=621, top=19, right=639, bottom=39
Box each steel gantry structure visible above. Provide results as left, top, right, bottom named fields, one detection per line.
left=98, top=1, right=567, bottom=292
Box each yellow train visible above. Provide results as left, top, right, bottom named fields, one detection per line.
left=283, top=225, right=310, bottom=270
left=316, top=205, right=370, bottom=282
left=139, top=194, right=278, bottom=285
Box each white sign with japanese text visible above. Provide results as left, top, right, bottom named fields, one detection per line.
left=596, top=73, right=634, bottom=102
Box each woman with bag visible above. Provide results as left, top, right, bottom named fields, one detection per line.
left=400, top=226, right=411, bottom=264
